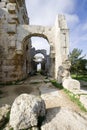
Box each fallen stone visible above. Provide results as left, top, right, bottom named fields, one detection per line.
left=41, top=107, right=87, bottom=130
left=62, top=78, right=80, bottom=90
left=10, top=94, right=46, bottom=130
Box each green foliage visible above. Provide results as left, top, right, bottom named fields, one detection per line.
left=9, top=128, right=14, bottom=130
left=50, top=80, right=63, bottom=89
left=69, top=48, right=87, bottom=75
left=72, top=74, right=87, bottom=82
left=64, top=89, right=87, bottom=112
left=0, top=111, right=10, bottom=130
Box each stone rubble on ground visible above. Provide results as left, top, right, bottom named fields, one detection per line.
left=10, top=94, right=46, bottom=130
left=62, top=78, right=80, bottom=90
left=41, top=107, right=87, bottom=130
left=80, top=95, right=87, bottom=109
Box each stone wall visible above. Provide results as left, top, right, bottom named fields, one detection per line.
left=0, top=0, right=70, bottom=83
left=0, top=0, right=31, bottom=83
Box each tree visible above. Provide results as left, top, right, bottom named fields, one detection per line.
left=69, top=48, right=86, bottom=75
left=78, top=59, right=87, bottom=74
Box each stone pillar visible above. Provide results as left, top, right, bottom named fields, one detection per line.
left=49, top=52, right=55, bottom=78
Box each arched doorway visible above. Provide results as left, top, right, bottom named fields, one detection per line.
left=16, top=25, right=56, bottom=80
left=20, top=36, right=51, bottom=77
left=33, top=53, right=45, bottom=72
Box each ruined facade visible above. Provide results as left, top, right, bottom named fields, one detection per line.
left=30, top=48, right=50, bottom=74
left=0, top=0, right=70, bottom=83
left=0, top=0, right=31, bottom=83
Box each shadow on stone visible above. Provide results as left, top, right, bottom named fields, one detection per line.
left=44, top=107, right=61, bottom=123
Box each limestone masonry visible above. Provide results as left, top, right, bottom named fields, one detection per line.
left=0, top=0, right=69, bottom=83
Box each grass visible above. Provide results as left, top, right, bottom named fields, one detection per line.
left=50, top=80, right=63, bottom=89
left=71, top=74, right=87, bottom=82
left=64, top=89, right=87, bottom=112
left=51, top=80, right=87, bottom=112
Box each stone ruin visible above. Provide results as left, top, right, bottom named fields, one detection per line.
left=30, top=48, right=50, bottom=75
left=0, top=0, right=70, bottom=83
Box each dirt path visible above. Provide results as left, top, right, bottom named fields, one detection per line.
left=0, top=75, right=82, bottom=113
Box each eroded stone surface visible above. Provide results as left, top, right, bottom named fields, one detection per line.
left=80, top=95, right=87, bottom=110
left=62, top=78, right=80, bottom=90
left=41, top=107, right=87, bottom=130
left=10, top=94, right=46, bottom=130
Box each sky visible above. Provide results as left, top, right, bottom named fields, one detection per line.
left=25, top=0, right=87, bottom=58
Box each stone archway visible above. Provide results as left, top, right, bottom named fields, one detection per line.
left=15, top=15, right=70, bottom=80
left=16, top=25, right=55, bottom=77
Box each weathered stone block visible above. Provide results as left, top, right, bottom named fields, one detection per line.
left=0, top=2, right=6, bottom=8
left=7, top=24, right=16, bottom=33
left=16, top=41, right=22, bottom=51
left=10, top=94, right=46, bottom=130
left=9, top=40, right=16, bottom=48
left=80, top=95, right=87, bottom=110
left=7, top=3, right=16, bottom=14
left=2, top=66, right=14, bottom=71
left=62, top=78, right=80, bottom=91
left=8, top=35, right=16, bottom=48
left=41, top=107, right=87, bottom=130
left=7, top=14, right=18, bottom=24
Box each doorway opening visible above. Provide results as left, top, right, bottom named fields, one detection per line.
left=30, top=37, right=50, bottom=76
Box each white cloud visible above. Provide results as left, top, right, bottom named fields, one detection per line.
left=69, top=22, right=87, bottom=59
left=25, top=0, right=76, bottom=25
left=31, top=37, right=50, bottom=55
left=65, top=14, right=79, bottom=28
left=82, top=23, right=87, bottom=31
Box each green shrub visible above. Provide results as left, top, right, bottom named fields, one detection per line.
left=50, top=80, right=63, bottom=89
